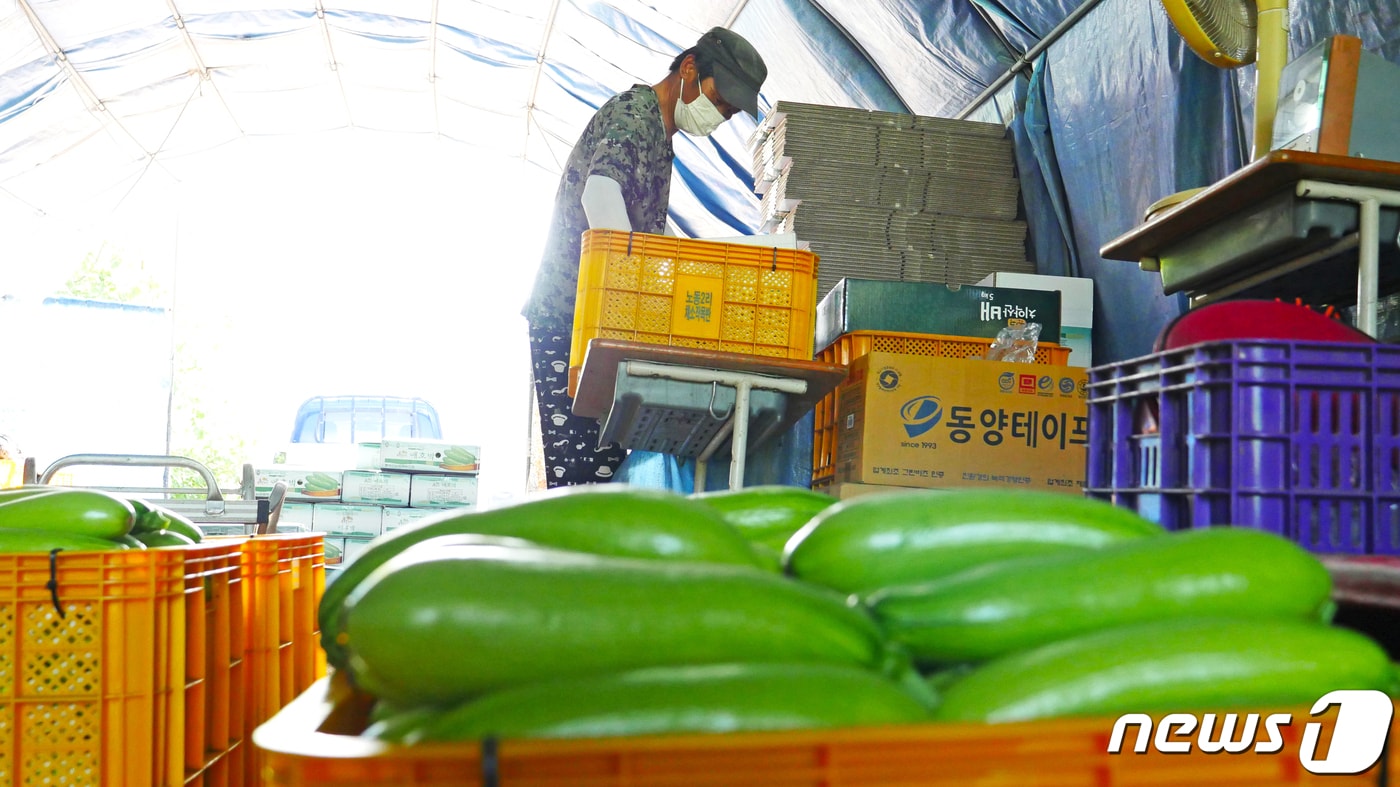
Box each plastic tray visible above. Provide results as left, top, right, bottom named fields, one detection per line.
left=569, top=230, right=819, bottom=397
left=255, top=677, right=1390, bottom=786
left=813, top=330, right=1072, bottom=484
left=1086, top=339, right=1400, bottom=553
left=0, top=547, right=184, bottom=786
left=240, top=533, right=327, bottom=786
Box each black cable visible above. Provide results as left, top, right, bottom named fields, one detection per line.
left=481, top=736, right=499, bottom=787
left=46, top=548, right=65, bottom=618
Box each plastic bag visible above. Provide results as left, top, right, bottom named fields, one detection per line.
left=986, top=322, right=1042, bottom=364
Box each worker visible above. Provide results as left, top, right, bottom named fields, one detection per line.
left=522, top=27, right=768, bottom=488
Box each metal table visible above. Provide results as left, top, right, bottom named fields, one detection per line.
left=1101, top=150, right=1400, bottom=336
left=572, top=339, right=847, bottom=489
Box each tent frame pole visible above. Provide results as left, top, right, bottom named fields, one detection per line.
left=955, top=0, right=1109, bottom=120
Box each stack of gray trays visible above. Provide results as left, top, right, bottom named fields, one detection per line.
left=751, top=101, right=1035, bottom=301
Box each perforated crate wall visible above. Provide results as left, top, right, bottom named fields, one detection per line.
left=176, top=540, right=248, bottom=787
left=241, top=534, right=325, bottom=787
left=0, top=548, right=184, bottom=786
left=568, top=231, right=818, bottom=397
left=1086, top=339, right=1400, bottom=554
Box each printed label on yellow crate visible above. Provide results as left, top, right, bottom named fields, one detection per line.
left=670, top=273, right=722, bottom=340
left=836, top=351, right=1088, bottom=493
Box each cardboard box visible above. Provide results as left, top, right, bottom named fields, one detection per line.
left=253, top=467, right=343, bottom=502
left=816, top=278, right=1062, bottom=354
left=279, top=502, right=316, bottom=528
left=341, top=470, right=413, bottom=506
left=322, top=537, right=346, bottom=566
left=409, top=474, right=479, bottom=509
left=977, top=272, right=1094, bottom=367
left=344, top=538, right=376, bottom=565
left=835, top=352, right=1088, bottom=493
left=816, top=481, right=936, bottom=500
left=356, top=442, right=382, bottom=470
left=311, top=503, right=384, bottom=538
left=378, top=440, right=481, bottom=474
left=382, top=506, right=435, bottom=532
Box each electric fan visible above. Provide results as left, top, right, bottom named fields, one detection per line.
left=1146, top=0, right=1290, bottom=218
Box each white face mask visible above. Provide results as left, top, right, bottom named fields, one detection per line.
left=674, top=77, right=727, bottom=137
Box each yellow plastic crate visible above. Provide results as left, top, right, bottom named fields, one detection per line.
left=176, top=539, right=248, bottom=787
left=813, top=330, right=1072, bottom=484
left=568, top=230, right=818, bottom=397
left=0, top=547, right=185, bottom=786
left=241, top=533, right=326, bottom=787
left=255, top=677, right=1391, bottom=787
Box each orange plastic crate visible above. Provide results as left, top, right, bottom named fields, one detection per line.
left=568, top=230, right=819, bottom=397
left=256, top=677, right=1392, bottom=787
left=0, top=547, right=184, bottom=786
left=812, top=330, right=1073, bottom=484
left=176, top=539, right=248, bottom=787
left=241, top=533, right=326, bottom=787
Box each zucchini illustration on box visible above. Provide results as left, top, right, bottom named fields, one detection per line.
left=301, top=472, right=343, bottom=497
left=441, top=447, right=479, bottom=472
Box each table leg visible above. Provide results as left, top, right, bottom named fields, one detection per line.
left=1359, top=197, right=1381, bottom=337
left=693, top=418, right=735, bottom=492
left=1293, top=180, right=1400, bottom=337
left=730, top=380, right=753, bottom=489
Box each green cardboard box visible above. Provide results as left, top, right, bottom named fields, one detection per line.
left=815, top=278, right=1063, bottom=353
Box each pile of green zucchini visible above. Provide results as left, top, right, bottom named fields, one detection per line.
left=0, top=486, right=203, bottom=550
left=315, top=484, right=1398, bottom=744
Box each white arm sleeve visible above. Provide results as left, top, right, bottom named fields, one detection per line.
left=581, top=175, right=632, bottom=231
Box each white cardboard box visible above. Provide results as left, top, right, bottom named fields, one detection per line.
left=409, top=474, right=479, bottom=509
left=355, top=443, right=382, bottom=470
left=344, top=537, right=376, bottom=565
left=382, top=506, right=435, bottom=532
left=341, top=470, right=412, bottom=507
left=323, top=536, right=346, bottom=566
left=279, top=502, right=316, bottom=528
left=976, top=272, right=1094, bottom=367
left=252, top=467, right=344, bottom=502
left=312, top=503, right=384, bottom=538
left=378, top=440, right=481, bottom=474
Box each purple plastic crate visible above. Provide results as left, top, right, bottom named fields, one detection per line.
left=1086, top=339, right=1400, bottom=555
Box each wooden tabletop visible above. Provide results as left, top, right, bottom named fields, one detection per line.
left=571, top=339, right=849, bottom=423
left=1100, top=150, right=1400, bottom=263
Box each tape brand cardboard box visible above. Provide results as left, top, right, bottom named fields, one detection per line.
left=836, top=351, right=1088, bottom=493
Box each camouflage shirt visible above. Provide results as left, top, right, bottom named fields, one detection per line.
left=523, top=84, right=674, bottom=327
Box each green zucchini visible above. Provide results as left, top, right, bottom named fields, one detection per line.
left=0, top=489, right=135, bottom=540
left=0, top=486, right=61, bottom=503
left=784, top=488, right=1164, bottom=594
left=114, top=534, right=146, bottom=549
left=692, top=485, right=836, bottom=553
left=133, top=529, right=197, bottom=547
left=127, top=498, right=170, bottom=535
left=865, top=527, right=1332, bottom=663
left=367, top=663, right=932, bottom=743
left=340, top=540, right=900, bottom=707
left=319, top=484, right=765, bottom=670
left=0, top=527, right=127, bottom=553
left=932, top=618, right=1398, bottom=722
left=153, top=507, right=203, bottom=543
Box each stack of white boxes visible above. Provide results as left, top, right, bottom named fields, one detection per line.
left=254, top=439, right=481, bottom=566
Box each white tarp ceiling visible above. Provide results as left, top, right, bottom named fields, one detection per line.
left=0, top=0, right=767, bottom=235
